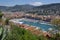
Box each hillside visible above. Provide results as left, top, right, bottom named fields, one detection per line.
left=0, top=4, right=34, bottom=12
left=27, top=3, right=60, bottom=15
left=0, top=3, right=60, bottom=15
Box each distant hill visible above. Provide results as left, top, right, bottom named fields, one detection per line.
left=0, top=3, right=60, bottom=15
left=0, top=6, right=8, bottom=11
left=0, top=4, right=34, bottom=12
left=7, top=5, right=34, bottom=12
left=27, top=3, right=60, bottom=15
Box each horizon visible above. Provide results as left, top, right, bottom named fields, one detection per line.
left=0, top=0, right=60, bottom=6
left=0, top=3, right=60, bottom=7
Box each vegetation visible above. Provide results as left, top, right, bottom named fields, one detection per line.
left=4, top=25, right=39, bottom=40
left=5, top=18, right=10, bottom=25
left=51, top=19, right=60, bottom=30
left=0, top=3, right=60, bottom=15
left=0, top=3, right=60, bottom=40
left=27, top=3, right=60, bottom=15
left=0, top=25, right=4, bottom=40
left=0, top=11, right=3, bottom=19
left=0, top=11, right=3, bottom=23
left=4, top=25, right=60, bottom=40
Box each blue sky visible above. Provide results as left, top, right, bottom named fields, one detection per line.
left=0, top=0, right=60, bottom=6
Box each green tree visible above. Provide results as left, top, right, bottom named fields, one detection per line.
left=0, top=11, right=3, bottom=23
left=0, top=11, right=3, bottom=19
left=4, top=25, right=39, bottom=40
left=51, top=19, right=60, bottom=30
left=5, top=18, right=10, bottom=25
left=38, top=35, right=48, bottom=40
left=4, top=25, right=60, bottom=40
left=49, top=33, right=60, bottom=40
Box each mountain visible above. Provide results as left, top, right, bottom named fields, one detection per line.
left=0, top=6, right=8, bottom=11
left=0, top=3, right=60, bottom=15
left=0, top=4, right=34, bottom=12
left=27, top=3, right=60, bottom=15
left=6, top=4, right=34, bottom=12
